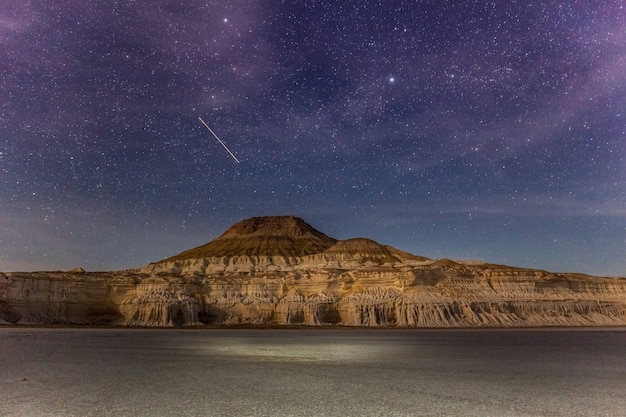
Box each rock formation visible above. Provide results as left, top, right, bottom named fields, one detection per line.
left=2, top=215, right=626, bottom=327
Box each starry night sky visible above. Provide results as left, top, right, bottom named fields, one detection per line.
left=1, top=1, right=625, bottom=275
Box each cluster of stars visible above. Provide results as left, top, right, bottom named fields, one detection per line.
left=0, top=1, right=624, bottom=275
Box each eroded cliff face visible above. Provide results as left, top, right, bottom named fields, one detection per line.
left=2, top=216, right=625, bottom=327
left=2, top=260, right=626, bottom=327
left=0, top=272, right=129, bottom=325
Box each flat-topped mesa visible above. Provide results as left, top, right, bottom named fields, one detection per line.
left=159, top=216, right=337, bottom=261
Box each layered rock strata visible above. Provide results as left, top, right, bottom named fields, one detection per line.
left=1, top=216, right=625, bottom=327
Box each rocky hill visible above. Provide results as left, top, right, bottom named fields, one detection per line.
left=161, top=216, right=338, bottom=260
left=2, top=216, right=626, bottom=327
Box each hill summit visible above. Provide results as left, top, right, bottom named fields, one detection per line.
left=162, top=216, right=337, bottom=261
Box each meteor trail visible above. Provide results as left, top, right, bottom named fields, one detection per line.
left=198, top=116, right=241, bottom=163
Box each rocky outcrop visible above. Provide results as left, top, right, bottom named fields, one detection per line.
left=0, top=272, right=129, bottom=325
left=118, top=277, right=201, bottom=326
left=161, top=216, right=337, bottom=260
left=1, top=216, right=625, bottom=327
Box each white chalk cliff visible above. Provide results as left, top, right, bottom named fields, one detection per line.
left=2, top=216, right=626, bottom=327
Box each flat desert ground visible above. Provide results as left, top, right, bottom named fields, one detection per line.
left=1, top=328, right=625, bottom=416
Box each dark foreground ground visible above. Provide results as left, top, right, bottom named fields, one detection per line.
left=1, top=328, right=625, bottom=416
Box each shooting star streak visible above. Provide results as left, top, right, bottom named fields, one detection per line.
left=198, top=116, right=241, bottom=163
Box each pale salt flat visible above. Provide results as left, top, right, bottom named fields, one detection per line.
left=1, top=328, right=625, bottom=416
